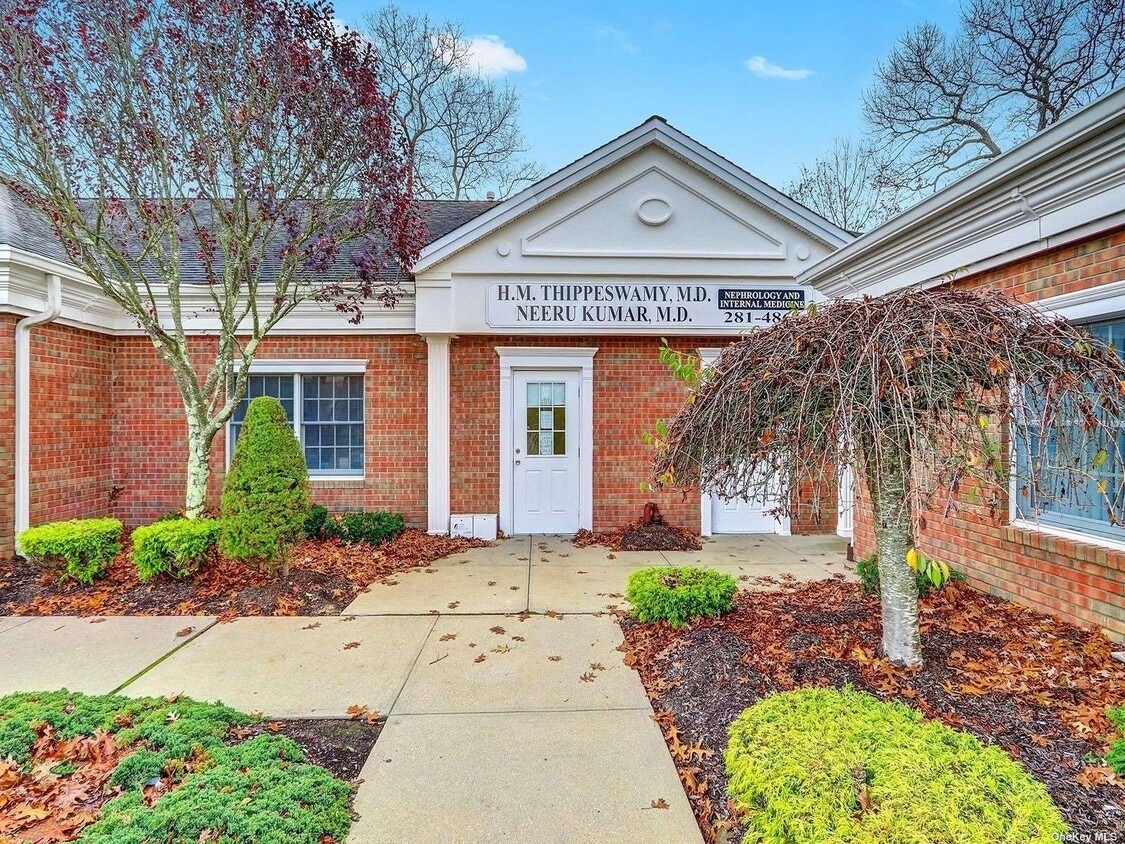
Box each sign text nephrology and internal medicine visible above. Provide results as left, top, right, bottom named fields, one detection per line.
left=486, top=282, right=806, bottom=329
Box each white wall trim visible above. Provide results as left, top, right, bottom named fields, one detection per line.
left=1009, top=518, right=1125, bottom=554
left=1031, top=277, right=1125, bottom=322
left=425, top=335, right=452, bottom=534
left=246, top=358, right=367, bottom=374
left=496, top=347, right=597, bottom=534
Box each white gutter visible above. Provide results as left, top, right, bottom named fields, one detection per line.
left=14, top=273, right=62, bottom=548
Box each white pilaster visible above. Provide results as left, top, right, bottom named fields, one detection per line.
left=425, top=335, right=452, bottom=534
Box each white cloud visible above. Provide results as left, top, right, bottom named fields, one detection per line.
left=592, top=24, right=639, bottom=53
left=744, top=55, right=814, bottom=80
left=463, top=35, right=527, bottom=76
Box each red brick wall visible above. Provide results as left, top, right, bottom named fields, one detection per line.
left=851, top=226, right=1125, bottom=639
left=450, top=335, right=838, bottom=534
left=0, top=316, right=15, bottom=557
left=29, top=323, right=114, bottom=528
left=110, top=334, right=429, bottom=527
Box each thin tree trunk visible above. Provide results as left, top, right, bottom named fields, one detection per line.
left=184, top=416, right=213, bottom=520
left=870, top=445, right=922, bottom=667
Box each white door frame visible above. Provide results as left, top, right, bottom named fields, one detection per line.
left=497, top=347, right=596, bottom=535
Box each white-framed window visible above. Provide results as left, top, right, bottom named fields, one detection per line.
left=228, top=361, right=366, bottom=478
left=1013, top=315, right=1125, bottom=542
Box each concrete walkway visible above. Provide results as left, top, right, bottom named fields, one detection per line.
left=0, top=533, right=850, bottom=843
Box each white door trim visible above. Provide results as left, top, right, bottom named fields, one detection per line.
left=497, top=347, right=596, bottom=535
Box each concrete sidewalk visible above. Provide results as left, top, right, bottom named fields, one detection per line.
left=0, top=533, right=849, bottom=843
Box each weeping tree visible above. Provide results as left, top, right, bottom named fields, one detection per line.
left=650, top=287, right=1125, bottom=666
left=0, top=0, right=424, bottom=518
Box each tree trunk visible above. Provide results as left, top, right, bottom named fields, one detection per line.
left=871, top=447, right=922, bottom=667
left=184, top=417, right=214, bottom=520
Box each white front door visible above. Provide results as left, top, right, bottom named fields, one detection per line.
left=512, top=370, right=581, bottom=534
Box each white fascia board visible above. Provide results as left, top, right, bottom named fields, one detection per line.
left=799, top=86, right=1125, bottom=295
left=414, top=118, right=852, bottom=273
left=0, top=247, right=415, bottom=335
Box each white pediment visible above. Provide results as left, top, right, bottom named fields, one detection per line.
left=520, top=166, right=787, bottom=260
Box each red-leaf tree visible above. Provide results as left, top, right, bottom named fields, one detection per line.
left=0, top=0, right=425, bottom=517
left=650, top=288, right=1125, bottom=666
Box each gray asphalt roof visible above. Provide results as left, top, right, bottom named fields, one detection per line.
left=0, top=184, right=494, bottom=283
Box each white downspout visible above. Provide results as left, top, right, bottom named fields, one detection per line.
left=14, top=273, right=62, bottom=550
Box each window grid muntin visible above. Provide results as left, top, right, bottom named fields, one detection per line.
left=229, top=373, right=364, bottom=477
left=1015, top=316, right=1125, bottom=541
left=525, top=381, right=566, bottom=456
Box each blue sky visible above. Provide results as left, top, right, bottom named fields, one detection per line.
left=332, top=1, right=963, bottom=190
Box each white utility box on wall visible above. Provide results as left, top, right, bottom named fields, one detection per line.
left=472, top=514, right=497, bottom=540
left=450, top=515, right=474, bottom=538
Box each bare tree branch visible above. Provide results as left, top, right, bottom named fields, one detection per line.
left=0, top=0, right=424, bottom=516
left=865, top=1, right=1124, bottom=193
left=364, top=4, right=544, bottom=200
left=785, top=137, right=906, bottom=233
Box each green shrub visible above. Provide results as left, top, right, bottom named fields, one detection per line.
left=130, top=518, right=221, bottom=581
left=0, top=689, right=249, bottom=766
left=1106, top=706, right=1125, bottom=777
left=626, top=566, right=737, bottom=628
left=17, top=517, right=123, bottom=584
left=0, top=691, right=352, bottom=844
left=725, top=687, right=1067, bottom=843
left=84, top=736, right=352, bottom=844
left=303, top=504, right=331, bottom=540
left=334, top=510, right=405, bottom=546
left=220, top=395, right=310, bottom=569
left=855, top=553, right=964, bottom=597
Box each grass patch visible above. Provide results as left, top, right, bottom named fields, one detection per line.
left=0, top=690, right=354, bottom=844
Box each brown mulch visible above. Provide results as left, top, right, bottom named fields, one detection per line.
left=574, top=522, right=702, bottom=552
left=0, top=530, right=489, bottom=617
left=618, top=579, right=1125, bottom=843
left=239, top=717, right=383, bottom=781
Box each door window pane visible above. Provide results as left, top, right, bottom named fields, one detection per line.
left=525, top=381, right=566, bottom=456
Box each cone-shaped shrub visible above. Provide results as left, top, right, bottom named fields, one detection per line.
left=220, top=396, right=309, bottom=570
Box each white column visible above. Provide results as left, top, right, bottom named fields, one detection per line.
left=14, top=274, right=62, bottom=550
left=425, top=334, right=452, bottom=534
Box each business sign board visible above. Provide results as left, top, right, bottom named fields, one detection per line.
left=486, top=282, right=806, bottom=329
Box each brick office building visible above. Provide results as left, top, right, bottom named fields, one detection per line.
left=0, top=117, right=851, bottom=557
left=3, top=91, right=1125, bottom=638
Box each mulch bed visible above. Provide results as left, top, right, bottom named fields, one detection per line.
left=0, top=529, right=488, bottom=617
left=574, top=522, right=702, bottom=552
left=619, top=579, right=1125, bottom=843
left=240, top=717, right=383, bottom=781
